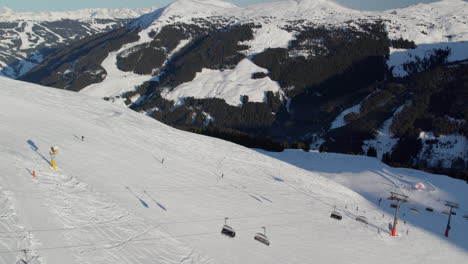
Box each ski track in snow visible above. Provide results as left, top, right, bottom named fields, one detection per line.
left=1, top=137, right=210, bottom=263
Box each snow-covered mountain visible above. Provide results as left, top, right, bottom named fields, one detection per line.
left=0, top=7, right=155, bottom=21
left=18, top=0, right=468, bottom=176
left=21, top=0, right=468, bottom=93
left=1, top=76, right=467, bottom=264
left=0, top=7, right=155, bottom=78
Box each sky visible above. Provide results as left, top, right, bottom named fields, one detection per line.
left=0, top=0, right=462, bottom=12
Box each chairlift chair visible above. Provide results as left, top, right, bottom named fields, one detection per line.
left=330, top=206, right=342, bottom=220
left=463, top=215, right=468, bottom=220
left=425, top=207, right=434, bottom=212
left=356, top=215, right=368, bottom=224
left=390, top=203, right=397, bottom=209
left=254, top=227, right=270, bottom=246
left=221, top=218, right=236, bottom=238
left=442, top=210, right=456, bottom=216
left=409, top=207, right=420, bottom=214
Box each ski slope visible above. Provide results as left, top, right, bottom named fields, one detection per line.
left=0, top=77, right=467, bottom=263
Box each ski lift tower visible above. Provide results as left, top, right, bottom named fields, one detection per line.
left=387, top=192, right=408, bottom=237
left=443, top=201, right=459, bottom=238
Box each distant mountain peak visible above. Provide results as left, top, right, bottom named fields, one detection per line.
left=0, top=7, right=13, bottom=14
left=0, top=7, right=155, bottom=22
left=173, top=0, right=237, bottom=8
left=132, top=0, right=236, bottom=29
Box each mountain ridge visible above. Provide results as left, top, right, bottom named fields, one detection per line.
left=0, top=7, right=157, bottom=78
left=16, top=0, right=468, bottom=178
left=0, top=6, right=155, bottom=22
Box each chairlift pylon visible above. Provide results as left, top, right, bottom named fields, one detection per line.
left=254, top=226, right=270, bottom=246
left=221, top=217, right=236, bottom=238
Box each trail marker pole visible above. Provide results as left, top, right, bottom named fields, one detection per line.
left=443, top=201, right=459, bottom=238
left=387, top=192, right=408, bottom=237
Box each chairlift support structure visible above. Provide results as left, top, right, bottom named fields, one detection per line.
left=443, top=201, right=459, bottom=238
left=387, top=192, right=409, bottom=237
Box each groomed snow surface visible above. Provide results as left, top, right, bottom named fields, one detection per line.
left=1, top=77, right=467, bottom=264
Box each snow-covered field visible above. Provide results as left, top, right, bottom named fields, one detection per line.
left=161, top=59, right=282, bottom=107
left=1, top=77, right=467, bottom=263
